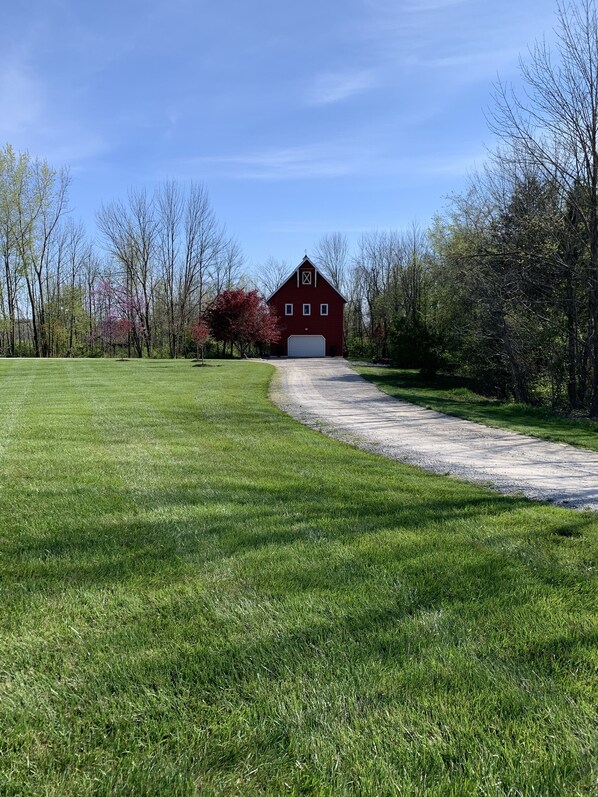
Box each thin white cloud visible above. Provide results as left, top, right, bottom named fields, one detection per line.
left=176, top=142, right=372, bottom=180
left=169, top=140, right=484, bottom=182
left=401, top=46, right=524, bottom=79
left=308, top=69, right=377, bottom=105
left=39, top=134, right=109, bottom=170
left=359, top=0, right=550, bottom=82
left=410, top=150, right=486, bottom=177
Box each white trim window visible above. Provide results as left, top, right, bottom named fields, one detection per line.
left=320, top=303, right=329, bottom=316
left=285, top=303, right=293, bottom=316
left=302, top=303, right=311, bottom=316
left=302, top=271, right=312, bottom=285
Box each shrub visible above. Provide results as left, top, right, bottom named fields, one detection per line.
left=389, top=316, right=444, bottom=376
left=346, top=337, right=377, bottom=361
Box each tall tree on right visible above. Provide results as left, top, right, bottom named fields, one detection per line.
left=491, top=0, right=598, bottom=415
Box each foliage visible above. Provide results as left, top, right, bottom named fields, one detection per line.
left=205, top=288, right=280, bottom=356
left=345, top=336, right=377, bottom=361
left=429, top=172, right=567, bottom=403
left=389, top=315, right=443, bottom=375
left=0, top=143, right=70, bottom=358
left=488, top=0, right=598, bottom=414
left=0, top=160, right=243, bottom=360
left=190, top=319, right=210, bottom=363
left=190, top=320, right=209, bottom=346
left=101, top=316, right=134, bottom=358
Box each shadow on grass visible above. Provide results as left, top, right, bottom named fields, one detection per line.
left=4, top=476, right=595, bottom=602
left=58, top=513, right=598, bottom=790
left=355, top=368, right=598, bottom=449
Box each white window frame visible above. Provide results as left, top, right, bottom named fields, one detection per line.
left=302, top=271, right=312, bottom=285
left=302, top=303, right=311, bottom=316
left=320, top=303, right=329, bottom=316
left=285, top=303, right=293, bottom=316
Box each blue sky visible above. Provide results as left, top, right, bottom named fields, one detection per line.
left=1, top=0, right=557, bottom=271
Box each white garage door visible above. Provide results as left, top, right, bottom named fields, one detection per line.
left=287, top=335, right=326, bottom=357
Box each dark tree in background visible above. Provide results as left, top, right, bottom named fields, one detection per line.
left=490, top=0, right=598, bottom=412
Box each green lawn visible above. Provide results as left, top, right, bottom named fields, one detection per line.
left=353, top=365, right=598, bottom=452
left=0, top=359, right=596, bottom=797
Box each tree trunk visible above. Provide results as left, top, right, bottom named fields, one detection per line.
left=3, top=254, right=15, bottom=357
left=498, top=313, right=529, bottom=404
left=565, top=271, right=579, bottom=409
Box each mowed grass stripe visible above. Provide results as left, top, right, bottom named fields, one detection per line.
left=0, top=359, right=596, bottom=797
left=0, top=358, right=37, bottom=462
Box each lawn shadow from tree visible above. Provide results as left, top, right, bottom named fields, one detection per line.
left=4, top=476, right=594, bottom=602
left=356, top=368, right=598, bottom=449
left=12, top=501, right=593, bottom=795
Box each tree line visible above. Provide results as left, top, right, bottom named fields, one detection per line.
left=0, top=149, right=244, bottom=359
left=3, top=0, right=598, bottom=416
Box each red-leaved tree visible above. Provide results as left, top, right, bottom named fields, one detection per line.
left=190, top=320, right=210, bottom=364
left=205, top=289, right=280, bottom=357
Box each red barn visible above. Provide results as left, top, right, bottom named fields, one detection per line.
left=267, top=256, right=346, bottom=357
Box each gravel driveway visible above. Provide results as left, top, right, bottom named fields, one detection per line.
left=269, top=358, right=598, bottom=511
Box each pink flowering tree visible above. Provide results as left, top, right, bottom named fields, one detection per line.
left=102, top=316, right=134, bottom=359
left=95, top=279, right=145, bottom=357
left=190, top=320, right=210, bottom=365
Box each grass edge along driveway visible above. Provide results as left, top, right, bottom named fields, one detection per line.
left=352, top=363, right=598, bottom=452
left=0, top=358, right=596, bottom=797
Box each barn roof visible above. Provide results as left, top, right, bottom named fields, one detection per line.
left=266, top=255, right=348, bottom=303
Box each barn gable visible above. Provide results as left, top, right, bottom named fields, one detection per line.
left=267, top=256, right=346, bottom=357
left=267, top=256, right=347, bottom=303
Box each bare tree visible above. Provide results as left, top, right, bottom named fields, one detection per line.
left=313, top=232, right=349, bottom=293
left=255, top=256, right=290, bottom=297
left=353, top=231, right=405, bottom=349
left=399, top=224, right=430, bottom=323
left=183, top=182, right=228, bottom=321
left=156, top=181, right=184, bottom=357
left=210, top=236, right=242, bottom=296
left=98, top=181, right=235, bottom=358
left=97, top=189, right=158, bottom=357
left=62, top=220, right=92, bottom=357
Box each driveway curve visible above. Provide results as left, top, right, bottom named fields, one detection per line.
left=269, top=358, right=598, bottom=511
